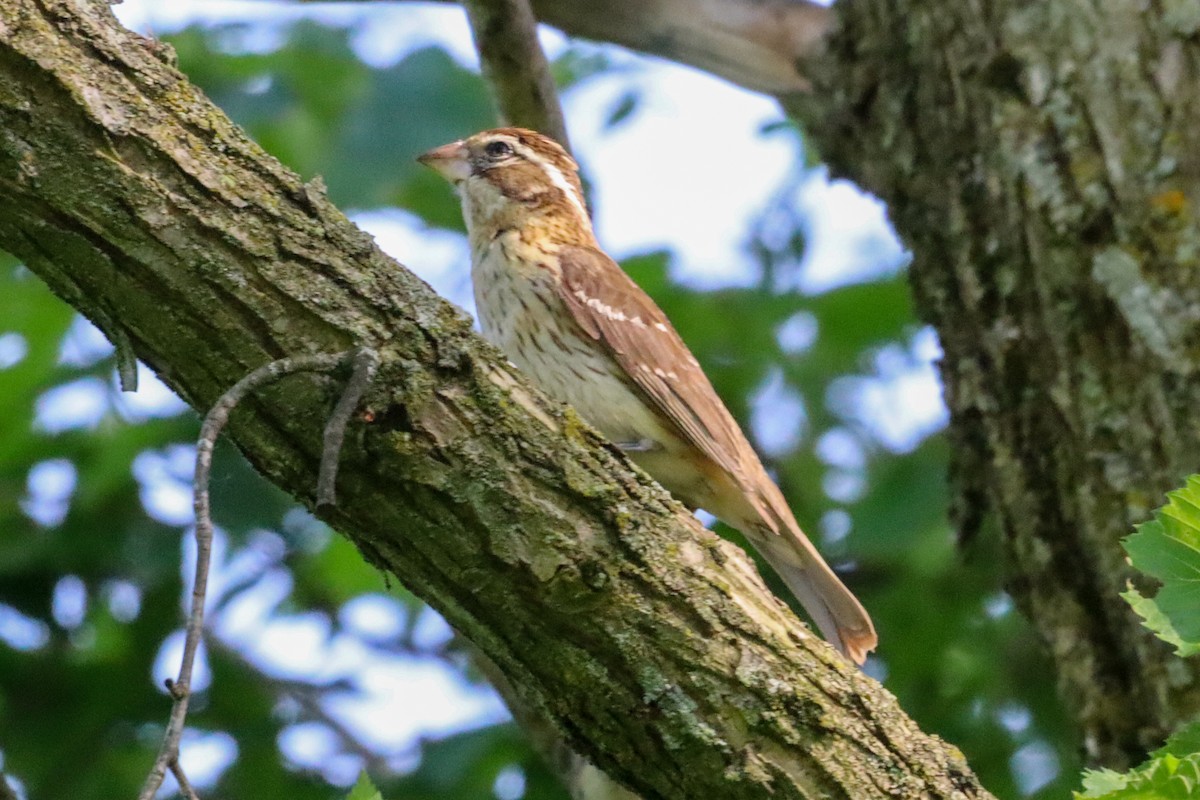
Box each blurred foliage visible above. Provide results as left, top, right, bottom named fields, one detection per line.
left=0, top=16, right=1080, bottom=800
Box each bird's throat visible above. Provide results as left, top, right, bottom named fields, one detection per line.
left=461, top=175, right=596, bottom=253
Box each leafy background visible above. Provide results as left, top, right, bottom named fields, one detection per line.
left=0, top=7, right=1080, bottom=800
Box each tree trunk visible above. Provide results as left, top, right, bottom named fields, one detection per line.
left=806, top=0, right=1200, bottom=768
left=0, top=0, right=991, bottom=796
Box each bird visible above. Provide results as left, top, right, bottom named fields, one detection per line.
left=418, top=127, right=876, bottom=663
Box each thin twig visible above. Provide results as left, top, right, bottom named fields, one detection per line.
left=138, top=350, right=364, bottom=800
left=113, top=325, right=139, bottom=393
left=462, top=0, right=571, bottom=150
left=318, top=347, right=380, bottom=507
left=169, top=760, right=201, bottom=800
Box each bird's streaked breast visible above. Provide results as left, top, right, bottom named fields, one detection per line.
left=471, top=232, right=677, bottom=453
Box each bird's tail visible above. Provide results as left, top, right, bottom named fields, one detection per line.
left=752, top=529, right=876, bottom=663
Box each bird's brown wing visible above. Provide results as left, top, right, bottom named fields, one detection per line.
left=559, top=246, right=878, bottom=663
left=557, top=245, right=755, bottom=484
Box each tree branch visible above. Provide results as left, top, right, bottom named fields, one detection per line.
left=0, top=2, right=986, bottom=797
left=265, top=0, right=832, bottom=96
left=474, top=650, right=640, bottom=800
left=463, top=0, right=571, bottom=148
left=168, top=761, right=202, bottom=800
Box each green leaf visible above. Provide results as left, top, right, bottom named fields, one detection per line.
left=1122, top=475, right=1200, bottom=654
left=1121, top=587, right=1200, bottom=657
left=1075, top=710, right=1200, bottom=798
left=1079, top=768, right=1134, bottom=797
left=603, top=91, right=639, bottom=129
left=346, top=772, right=384, bottom=800
left=1077, top=752, right=1200, bottom=799
left=550, top=46, right=616, bottom=89
left=1156, top=720, right=1200, bottom=759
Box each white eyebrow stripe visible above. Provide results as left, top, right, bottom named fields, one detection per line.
left=512, top=141, right=588, bottom=220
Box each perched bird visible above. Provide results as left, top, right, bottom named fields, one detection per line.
left=419, top=127, right=876, bottom=663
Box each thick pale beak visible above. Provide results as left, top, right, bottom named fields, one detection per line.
left=417, top=140, right=471, bottom=184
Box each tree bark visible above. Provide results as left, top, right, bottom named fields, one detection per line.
left=805, top=0, right=1200, bottom=768
left=474, top=649, right=641, bottom=800
left=0, top=1, right=988, bottom=797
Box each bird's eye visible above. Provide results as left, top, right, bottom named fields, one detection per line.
left=485, top=140, right=513, bottom=159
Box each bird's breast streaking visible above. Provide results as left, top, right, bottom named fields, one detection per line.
left=473, top=229, right=682, bottom=457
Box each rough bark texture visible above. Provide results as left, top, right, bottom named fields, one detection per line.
left=0, top=1, right=989, bottom=797
left=475, top=650, right=641, bottom=800
left=806, top=0, right=1200, bottom=768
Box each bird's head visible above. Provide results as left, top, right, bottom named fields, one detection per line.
left=418, top=128, right=594, bottom=246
